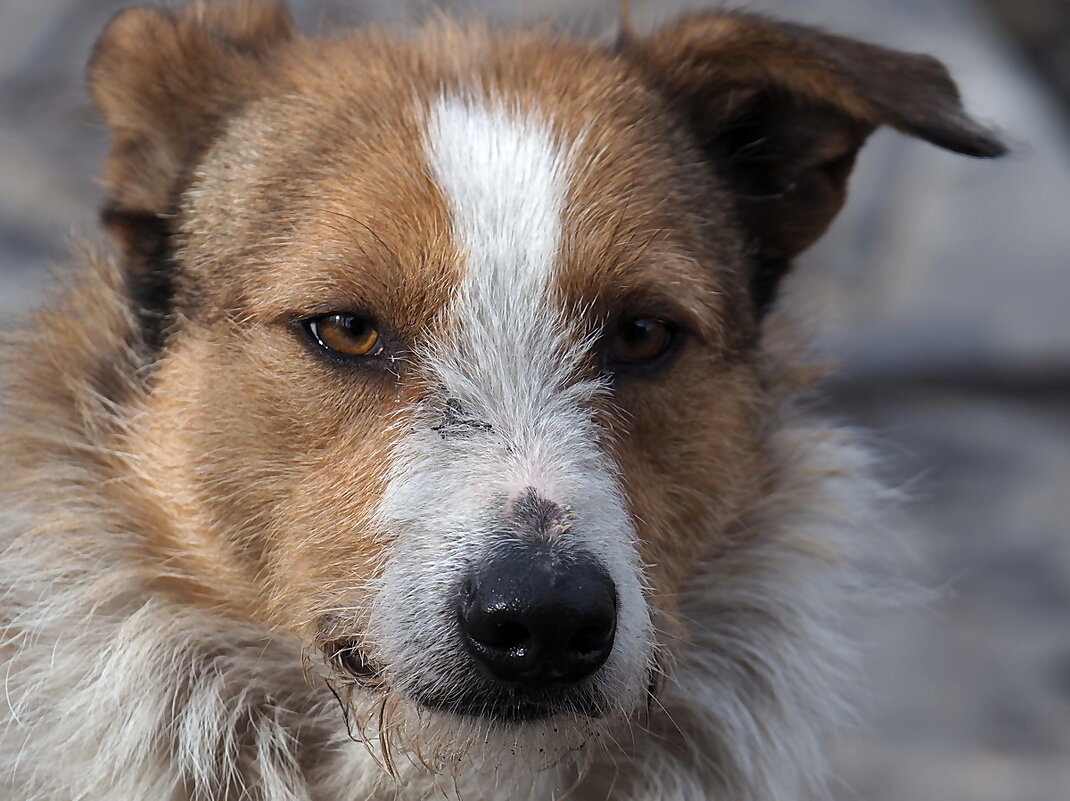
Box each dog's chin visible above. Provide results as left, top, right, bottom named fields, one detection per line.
left=412, top=685, right=607, bottom=724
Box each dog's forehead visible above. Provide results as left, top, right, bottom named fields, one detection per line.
left=190, top=29, right=740, bottom=340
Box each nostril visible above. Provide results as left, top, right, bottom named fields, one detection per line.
left=490, top=620, right=528, bottom=650
left=483, top=619, right=529, bottom=651
left=567, top=623, right=612, bottom=658
left=461, top=578, right=532, bottom=653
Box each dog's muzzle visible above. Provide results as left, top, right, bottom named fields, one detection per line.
left=398, top=542, right=618, bottom=722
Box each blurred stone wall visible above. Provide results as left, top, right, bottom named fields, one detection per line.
left=1, top=1, right=1067, bottom=799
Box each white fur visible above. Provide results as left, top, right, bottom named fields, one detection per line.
left=367, top=95, right=651, bottom=733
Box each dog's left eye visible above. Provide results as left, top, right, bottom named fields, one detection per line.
left=305, top=313, right=383, bottom=358
left=605, top=317, right=679, bottom=371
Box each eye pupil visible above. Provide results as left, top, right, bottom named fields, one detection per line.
left=623, top=319, right=655, bottom=344
left=336, top=314, right=361, bottom=336
left=308, top=313, right=382, bottom=357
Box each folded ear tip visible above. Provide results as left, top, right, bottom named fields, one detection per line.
left=204, top=0, right=295, bottom=47
left=963, top=134, right=1009, bottom=159
left=919, top=114, right=1009, bottom=158
left=90, top=6, right=173, bottom=64
left=88, top=7, right=176, bottom=118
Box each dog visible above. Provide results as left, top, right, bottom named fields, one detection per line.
left=0, top=2, right=1004, bottom=799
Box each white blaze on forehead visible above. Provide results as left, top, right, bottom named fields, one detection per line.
left=423, top=94, right=600, bottom=497
left=426, top=94, right=566, bottom=322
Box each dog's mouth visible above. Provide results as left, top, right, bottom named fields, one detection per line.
left=324, top=641, right=606, bottom=723
left=413, top=683, right=607, bottom=723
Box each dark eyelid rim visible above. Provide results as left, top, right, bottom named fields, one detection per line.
left=606, top=291, right=701, bottom=340
left=289, top=310, right=403, bottom=374
left=274, top=299, right=381, bottom=328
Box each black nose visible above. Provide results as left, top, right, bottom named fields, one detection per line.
left=458, top=545, right=617, bottom=686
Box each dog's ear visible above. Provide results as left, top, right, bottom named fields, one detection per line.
left=88, top=1, right=294, bottom=349
left=624, top=12, right=1005, bottom=313
left=89, top=1, right=294, bottom=217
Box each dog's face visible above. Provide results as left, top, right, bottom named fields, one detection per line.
left=88, top=0, right=1002, bottom=765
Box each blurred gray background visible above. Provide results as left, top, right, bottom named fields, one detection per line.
left=1, top=1, right=1067, bottom=799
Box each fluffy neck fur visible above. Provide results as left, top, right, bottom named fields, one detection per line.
left=0, top=253, right=898, bottom=801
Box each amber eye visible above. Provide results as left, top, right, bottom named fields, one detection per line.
left=306, top=313, right=382, bottom=357
left=607, top=317, right=677, bottom=369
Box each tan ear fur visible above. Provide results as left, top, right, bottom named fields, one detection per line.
left=626, top=11, right=1005, bottom=311
left=88, top=1, right=294, bottom=214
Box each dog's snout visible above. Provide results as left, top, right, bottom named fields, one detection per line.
left=458, top=545, right=617, bottom=687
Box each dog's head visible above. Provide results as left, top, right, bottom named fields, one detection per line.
left=88, top=0, right=1002, bottom=767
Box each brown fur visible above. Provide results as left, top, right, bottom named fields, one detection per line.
left=0, top=4, right=1003, bottom=799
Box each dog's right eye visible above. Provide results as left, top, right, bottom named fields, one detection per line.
left=304, top=314, right=383, bottom=358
